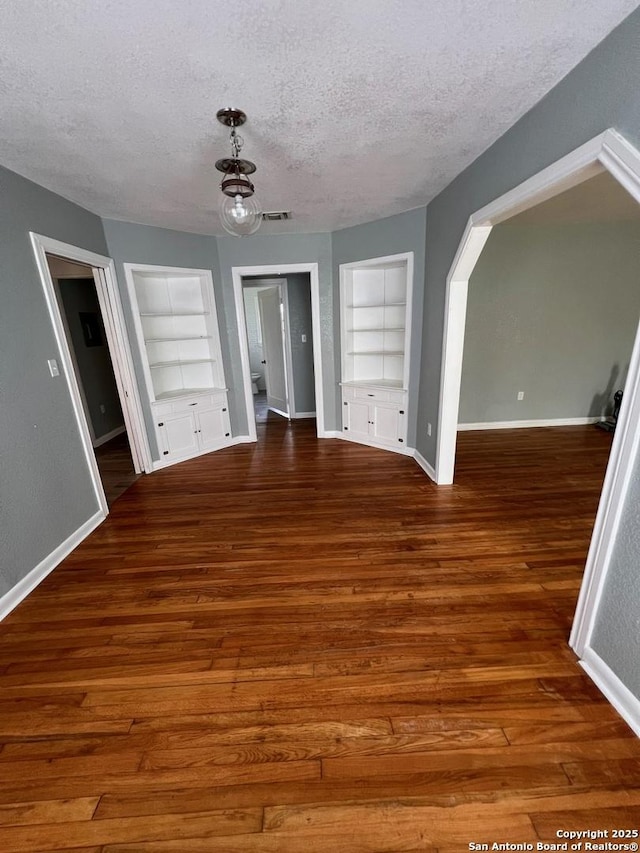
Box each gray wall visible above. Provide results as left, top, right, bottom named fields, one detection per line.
left=0, top=165, right=108, bottom=596
left=58, top=278, right=125, bottom=440
left=331, top=207, right=427, bottom=446
left=285, top=273, right=315, bottom=415
left=459, top=221, right=640, bottom=424
left=217, top=233, right=334, bottom=433
left=102, top=220, right=227, bottom=459
left=418, top=7, right=640, bottom=704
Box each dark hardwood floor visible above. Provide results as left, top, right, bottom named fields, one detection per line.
left=1, top=419, right=639, bottom=852
left=94, top=432, right=139, bottom=506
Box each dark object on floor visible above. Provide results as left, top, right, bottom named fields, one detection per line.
left=597, top=389, right=623, bottom=433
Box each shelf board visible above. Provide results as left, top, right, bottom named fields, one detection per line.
left=149, top=359, right=216, bottom=368
left=348, top=302, right=406, bottom=308
left=349, top=327, right=405, bottom=333
left=341, top=379, right=405, bottom=390
left=140, top=311, right=209, bottom=317
left=348, top=350, right=404, bottom=357
left=145, top=335, right=212, bottom=342
left=155, top=387, right=226, bottom=400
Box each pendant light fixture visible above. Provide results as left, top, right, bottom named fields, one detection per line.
left=215, top=108, right=262, bottom=237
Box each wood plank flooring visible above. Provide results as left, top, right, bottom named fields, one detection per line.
left=94, top=432, right=139, bottom=507
left=2, top=417, right=639, bottom=852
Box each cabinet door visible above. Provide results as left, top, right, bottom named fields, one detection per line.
left=196, top=406, right=231, bottom=451
left=343, top=399, right=371, bottom=442
left=371, top=402, right=405, bottom=447
left=157, top=412, right=198, bottom=460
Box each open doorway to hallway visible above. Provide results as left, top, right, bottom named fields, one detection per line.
left=46, top=254, right=140, bottom=505
left=240, top=272, right=317, bottom=436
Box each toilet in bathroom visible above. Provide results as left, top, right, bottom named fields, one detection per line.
left=250, top=372, right=261, bottom=394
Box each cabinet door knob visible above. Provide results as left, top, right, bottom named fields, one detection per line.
left=398, top=438, right=404, bottom=443
left=157, top=422, right=164, bottom=427
left=225, top=432, right=230, bottom=437
left=222, top=408, right=227, bottom=412
left=261, top=360, right=266, bottom=364
left=344, top=426, right=348, bottom=430
left=189, top=402, right=198, bottom=406
left=163, top=450, right=169, bottom=455
left=399, top=410, right=405, bottom=415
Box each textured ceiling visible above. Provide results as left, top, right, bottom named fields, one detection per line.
left=1, top=0, right=639, bottom=236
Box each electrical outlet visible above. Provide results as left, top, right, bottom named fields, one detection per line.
left=517, top=391, right=525, bottom=401
left=427, top=422, right=432, bottom=437
left=99, top=404, right=106, bottom=414
left=47, top=359, right=60, bottom=377
left=301, top=334, right=307, bottom=343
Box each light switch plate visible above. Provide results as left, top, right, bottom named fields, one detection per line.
left=47, top=359, right=60, bottom=377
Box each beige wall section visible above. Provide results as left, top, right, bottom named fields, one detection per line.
left=47, top=257, right=94, bottom=278
left=459, top=220, right=640, bottom=425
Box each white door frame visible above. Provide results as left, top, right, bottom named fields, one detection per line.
left=252, top=280, right=295, bottom=418
left=30, top=233, right=153, bottom=515
left=432, top=128, right=640, bottom=662
left=232, top=263, right=324, bottom=441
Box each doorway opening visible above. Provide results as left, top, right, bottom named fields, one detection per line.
left=233, top=263, right=324, bottom=441
left=242, top=277, right=296, bottom=424
left=46, top=255, right=140, bottom=505
left=433, top=129, right=640, bottom=706
left=31, top=234, right=151, bottom=516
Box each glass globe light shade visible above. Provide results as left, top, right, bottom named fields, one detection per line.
left=219, top=193, right=262, bottom=237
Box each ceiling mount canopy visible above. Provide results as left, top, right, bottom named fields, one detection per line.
left=215, top=107, right=262, bottom=237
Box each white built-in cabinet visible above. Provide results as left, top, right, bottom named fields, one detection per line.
left=124, top=264, right=232, bottom=466
left=340, top=253, right=413, bottom=452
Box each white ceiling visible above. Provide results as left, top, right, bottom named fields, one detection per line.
left=2, top=1, right=639, bottom=236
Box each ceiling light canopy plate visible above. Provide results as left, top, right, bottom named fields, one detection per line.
left=216, top=107, right=247, bottom=127
left=214, top=157, right=256, bottom=175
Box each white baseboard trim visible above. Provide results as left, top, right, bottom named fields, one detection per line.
left=339, top=434, right=415, bottom=457
left=580, top=646, right=640, bottom=737
left=412, top=449, right=437, bottom=482
left=292, top=411, right=316, bottom=419
left=0, top=510, right=105, bottom=621
left=320, top=430, right=343, bottom=439
left=92, top=425, right=126, bottom=448
left=231, top=434, right=256, bottom=444
left=458, top=416, right=602, bottom=431
left=152, top=435, right=255, bottom=471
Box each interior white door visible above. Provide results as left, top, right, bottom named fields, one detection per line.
left=258, top=287, right=289, bottom=416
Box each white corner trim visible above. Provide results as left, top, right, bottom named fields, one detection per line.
left=458, top=417, right=601, bottom=431
left=411, top=449, right=437, bottom=482
left=92, top=425, right=126, bottom=448
left=579, top=647, right=640, bottom=737
left=0, top=510, right=105, bottom=621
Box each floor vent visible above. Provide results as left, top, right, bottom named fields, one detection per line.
left=262, top=211, right=291, bottom=221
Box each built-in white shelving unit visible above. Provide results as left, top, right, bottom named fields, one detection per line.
left=340, top=253, right=413, bottom=452
left=125, top=264, right=232, bottom=466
